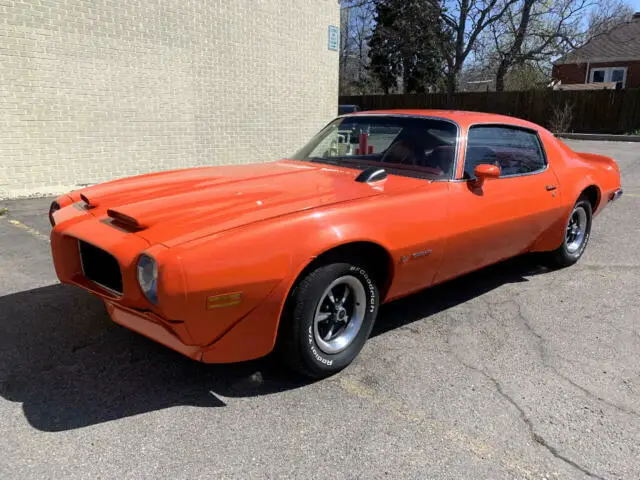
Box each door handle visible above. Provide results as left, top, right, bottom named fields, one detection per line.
left=545, top=185, right=557, bottom=191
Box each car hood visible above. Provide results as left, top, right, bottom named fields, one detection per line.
left=78, top=160, right=397, bottom=246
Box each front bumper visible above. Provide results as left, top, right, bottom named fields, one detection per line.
left=105, top=301, right=203, bottom=360
left=50, top=203, right=287, bottom=364
left=104, top=281, right=286, bottom=364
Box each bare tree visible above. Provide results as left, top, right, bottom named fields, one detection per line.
left=342, top=0, right=522, bottom=95
left=587, top=0, right=634, bottom=38
left=437, top=0, right=520, bottom=95
left=549, top=102, right=574, bottom=133
left=339, top=6, right=353, bottom=94
left=339, top=1, right=376, bottom=94
left=340, top=0, right=629, bottom=94
left=486, top=0, right=634, bottom=91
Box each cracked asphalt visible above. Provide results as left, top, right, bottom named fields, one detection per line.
left=0, top=140, right=638, bottom=479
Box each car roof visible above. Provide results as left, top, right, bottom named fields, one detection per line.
left=348, top=109, right=546, bottom=132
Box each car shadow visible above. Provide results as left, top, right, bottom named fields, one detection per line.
left=371, top=255, right=547, bottom=338
left=0, top=255, right=549, bottom=432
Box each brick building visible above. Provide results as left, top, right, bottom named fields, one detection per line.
left=0, top=1, right=340, bottom=198
left=553, top=13, right=640, bottom=90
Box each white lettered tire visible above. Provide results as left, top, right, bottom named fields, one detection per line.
left=277, top=262, right=379, bottom=378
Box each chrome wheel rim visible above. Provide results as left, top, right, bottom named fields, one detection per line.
left=313, top=275, right=366, bottom=355
left=566, top=207, right=587, bottom=253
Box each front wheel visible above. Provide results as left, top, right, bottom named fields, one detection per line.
left=277, top=262, right=379, bottom=378
left=547, top=197, right=592, bottom=268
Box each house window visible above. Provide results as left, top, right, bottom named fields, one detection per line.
left=611, top=69, right=625, bottom=85
left=589, top=67, right=627, bottom=88
left=592, top=70, right=606, bottom=82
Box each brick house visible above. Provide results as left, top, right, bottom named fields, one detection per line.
left=552, top=12, right=640, bottom=89
left=0, top=1, right=339, bottom=198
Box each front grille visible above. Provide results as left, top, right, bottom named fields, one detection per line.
left=78, top=240, right=123, bottom=295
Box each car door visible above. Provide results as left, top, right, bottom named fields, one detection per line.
left=433, top=124, right=562, bottom=284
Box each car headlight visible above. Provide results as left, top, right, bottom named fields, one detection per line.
left=137, top=254, right=158, bottom=304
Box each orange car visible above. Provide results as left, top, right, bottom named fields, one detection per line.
left=49, top=110, right=622, bottom=377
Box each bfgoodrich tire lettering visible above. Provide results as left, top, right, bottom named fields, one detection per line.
left=278, top=262, right=379, bottom=378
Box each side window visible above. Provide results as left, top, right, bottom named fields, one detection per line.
left=464, top=126, right=546, bottom=178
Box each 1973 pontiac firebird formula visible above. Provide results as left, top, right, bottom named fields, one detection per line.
left=49, top=110, right=622, bottom=378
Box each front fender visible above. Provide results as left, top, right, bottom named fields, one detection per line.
left=173, top=205, right=398, bottom=360
left=172, top=224, right=293, bottom=347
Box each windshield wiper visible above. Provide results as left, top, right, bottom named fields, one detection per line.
left=306, top=156, right=340, bottom=166
left=305, top=157, right=378, bottom=173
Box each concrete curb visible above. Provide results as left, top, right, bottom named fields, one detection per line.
left=557, top=133, right=640, bottom=142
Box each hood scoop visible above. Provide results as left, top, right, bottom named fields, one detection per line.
left=355, top=167, right=387, bottom=183
left=107, top=208, right=145, bottom=230
left=80, top=193, right=97, bottom=209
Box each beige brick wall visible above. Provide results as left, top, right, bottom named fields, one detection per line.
left=0, top=0, right=340, bottom=198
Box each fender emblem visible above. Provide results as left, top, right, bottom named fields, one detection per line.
left=207, top=292, right=243, bottom=310
left=400, top=250, right=432, bottom=264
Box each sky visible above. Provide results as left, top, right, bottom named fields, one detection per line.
left=631, top=0, right=640, bottom=11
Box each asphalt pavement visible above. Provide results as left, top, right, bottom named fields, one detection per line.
left=0, top=140, right=639, bottom=479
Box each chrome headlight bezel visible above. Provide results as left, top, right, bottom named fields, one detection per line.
left=137, top=254, right=158, bottom=304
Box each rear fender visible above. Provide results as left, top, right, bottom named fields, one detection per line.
left=576, top=152, right=619, bottom=172
left=532, top=150, right=620, bottom=252
left=577, top=160, right=619, bottom=213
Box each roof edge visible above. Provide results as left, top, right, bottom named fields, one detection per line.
left=554, top=56, right=640, bottom=65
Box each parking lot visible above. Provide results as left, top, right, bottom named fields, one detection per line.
left=0, top=140, right=638, bottom=479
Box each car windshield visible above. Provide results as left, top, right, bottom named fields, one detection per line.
left=290, top=116, right=458, bottom=180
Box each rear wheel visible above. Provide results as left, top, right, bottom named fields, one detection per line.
left=277, top=262, right=379, bottom=378
left=547, top=197, right=592, bottom=268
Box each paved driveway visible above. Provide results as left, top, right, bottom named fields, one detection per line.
left=1, top=140, right=638, bottom=479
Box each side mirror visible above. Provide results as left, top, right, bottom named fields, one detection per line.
left=472, top=164, right=500, bottom=188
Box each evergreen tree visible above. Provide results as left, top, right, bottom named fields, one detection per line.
left=368, top=0, right=450, bottom=93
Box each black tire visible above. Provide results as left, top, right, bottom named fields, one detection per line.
left=547, top=196, right=592, bottom=268
left=277, top=262, right=379, bottom=378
